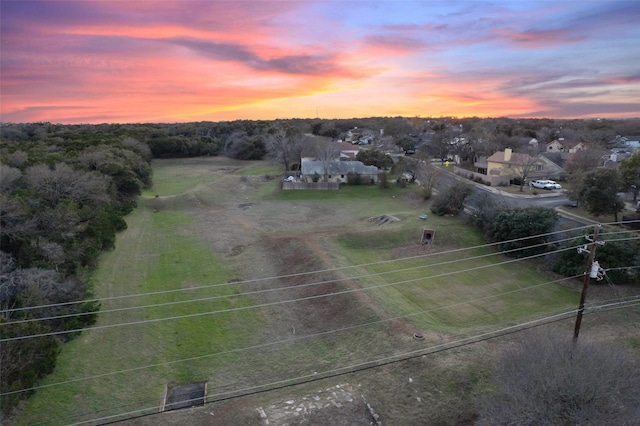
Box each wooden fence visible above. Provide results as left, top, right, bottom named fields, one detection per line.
left=281, top=181, right=340, bottom=190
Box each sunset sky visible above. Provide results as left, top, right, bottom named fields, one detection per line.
left=1, top=1, right=639, bottom=124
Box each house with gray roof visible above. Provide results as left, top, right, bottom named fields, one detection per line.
left=301, top=158, right=379, bottom=184
left=611, top=135, right=640, bottom=152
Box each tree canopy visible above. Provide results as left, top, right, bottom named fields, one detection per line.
left=430, top=181, right=473, bottom=216
left=577, top=168, right=625, bottom=222
left=356, top=149, right=393, bottom=169
left=487, top=206, right=558, bottom=257
left=0, top=128, right=152, bottom=413
left=618, top=150, right=640, bottom=202
left=478, top=332, right=640, bottom=425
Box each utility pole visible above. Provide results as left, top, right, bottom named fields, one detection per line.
left=573, top=224, right=602, bottom=342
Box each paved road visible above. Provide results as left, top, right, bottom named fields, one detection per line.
left=433, top=167, right=592, bottom=229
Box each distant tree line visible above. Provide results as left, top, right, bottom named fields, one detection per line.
left=4, top=116, right=637, bottom=164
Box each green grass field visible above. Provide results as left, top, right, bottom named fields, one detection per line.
left=14, top=158, right=588, bottom=425
left=331, top=207, right=578, bottom=334
left=15, top=187, right=261, bottom=424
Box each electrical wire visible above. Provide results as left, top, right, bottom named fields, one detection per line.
left=32, top=308, right=580, bottom=426
left=5, top=222, right=635, bottom=422
left=0, top=243, right=585, bottom=342
left=1, top=233, right=584, bottom=327
left=598, top=219, right=640, bottom=226
left=1, top=223, right=595, bottom=315
left=52, top=299, right=640, bottom=426
left=1, top=274, right=582, bottom=398
left=32, top=298, right=640, bottom=426
left=65, top=299, right=640, bottom=426
left=601, top=236, right=640, bottom=243
left=597, top=228, right=640, bottom=236
left=585, top=296, right=640, bottom=313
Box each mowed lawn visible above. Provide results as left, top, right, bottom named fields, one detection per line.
left=15, top=160, right=263, bottom=425
left=14, top=158, right=580, bottom=425
left=274, top=183, right=578, bottom=335
left=334, top=223, right=578, bottom=334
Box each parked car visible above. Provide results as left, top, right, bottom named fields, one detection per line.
left=530, top=180, right=562, bottom=190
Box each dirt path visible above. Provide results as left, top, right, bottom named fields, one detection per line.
left=128, top=159, right=640, bottom=426
left=139, top=167, right=405, bottom=424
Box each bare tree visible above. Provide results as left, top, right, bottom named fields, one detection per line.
left=0, top=193, right=36, bottom=243
left=477, top=332, right=640, bottom=426
left=121, top=136, right=152, bottom=161
left=1, top=150, right=29, bottom=167
left=424, top=132, right=451, bottom=161
left=313, top=137, right=339, bottom=182
left=24, top=163, right=110, bottom=208
left=537, top=126, right=556, bottom=144
left=77, top=146, right=112, bottom=170
left=266, top=128, right=303, bottom=171
left=564, top=147, right=608, bottom=174
left=466, top=124, right=492, bottom=160
left=404, top=157, right=439, bottom=199
left=508, top=148, right=542, bottom=192
left=430, top=181, right=473, bottom=215
left=0, top=165, right=22, bottom=193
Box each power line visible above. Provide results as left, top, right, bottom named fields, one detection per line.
left=1, top=224, right=594, bottom=315
left=596, top=219, right=640, bottom=227
left=585, top=297, right=640, bottom=313
left=22, top=297, right=640, bottom=426
left=597, top=228, right=640, bottom=236
left=0, top=243, right=585, bottom=342
left=603, top=266, right=640, bottom=272
left=59, top=300, right=640, bottom=426
left=1, top=233, right=585, bottom=327
left=601, top=236, right=640, bottom=243
left=62, top=300, right=640, bottom=426
left=1, top=274, right=582, bottom=398
left=207, top=301, right=639, bottom=401
left=4, top=222, right=636, bottom=421
left=33, top=309, right=580, bottom=426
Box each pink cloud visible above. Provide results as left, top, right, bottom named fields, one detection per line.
left=2, top=1, right=638, bottom=122
left=494, top=28, right=586, bottom=48
left=606, top=74, right=640, bottom=85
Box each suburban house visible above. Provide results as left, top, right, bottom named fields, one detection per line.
left=487, top=148, right=542, bottom=176
left=545, top=138, right=586, bottom=153
left=611, top=135, right=640, bottom=152
left=300, top=157, right=378, bottom=184
left=339, top=147, right=360, bottom=161
left=471, top=148, right=551, bottom=185
left=344, top=127, right=376, bottom=145
left=535, top=154, right=567, bottom=180
left=545, top=139, right=564, bottom=153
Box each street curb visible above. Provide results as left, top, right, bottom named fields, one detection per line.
left=554, top=208, right=600, bottom=225
left=438, top=166, right=564, bottom=199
